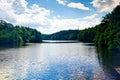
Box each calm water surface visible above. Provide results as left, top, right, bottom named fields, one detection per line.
left=0, top=41, right=119, bottom=80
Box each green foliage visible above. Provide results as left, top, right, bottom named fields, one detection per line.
left=78, top=5, right=120, bottom=51
left=42, top=30, right=80, bottom=40
left=78, top=27, right=95, bottom=42
left=94, top=5, right=120, bottom=51
left=0, top=20, right=42, bottom=46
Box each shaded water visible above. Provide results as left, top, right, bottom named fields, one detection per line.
left=0, top=41, right=120, bottom=80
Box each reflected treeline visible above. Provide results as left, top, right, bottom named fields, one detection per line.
left=97, top=47, right=120, bottom=80
left=0, top=43, right=29, bottom=51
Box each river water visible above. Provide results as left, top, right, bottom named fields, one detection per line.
left=0, top=41, right=120, bottom=80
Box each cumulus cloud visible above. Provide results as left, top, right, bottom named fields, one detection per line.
left=0, top=0, right=100, bottom=34
left=91, top=0, right=119, bottom=12
left=37, top=16, right=100, bottom=34
left=0, top=0, right=50, bottom=28
left=56, top=0, right=90, bottom=11
left=56, top=0, right=67, bottom=5
left=67, top=2, right=90, bottom=10
left=83, top=14, right=98, bottom=20
left=0, top=0, right=16, bottom=22
left=16, top=4, right=50, bottom=28
left=12, top=0, right=28, bottom=14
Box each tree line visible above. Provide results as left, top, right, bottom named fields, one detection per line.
left=78, top=5, right=120, bottom=51
left=1, top=5, right=119, bottom=50
left=42, top=30, right=80, bottom=40
left=43, top=4, right=120, bottom=52
left=42, top=5, right=120, bottom=52
left=0, top=20, right=42, bottom=46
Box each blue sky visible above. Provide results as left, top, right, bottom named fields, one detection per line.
left=0, top=0, right=119, bottom=34
left=26, top=0, right=95, bottom=19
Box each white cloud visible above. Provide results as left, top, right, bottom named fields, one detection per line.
left=56, top=0, right=67, bottom=5
left=83, top=14, right=98, bottom=20
left=16, top=4, right=50, bottom=28
left=0, top=0, right=50, bottom=28
left=0, top=0, right=100, bottom=34
left=0, top=0, right=16, bottom=23
left=56, top=0, right=90, bottom=11
left=91, top=0, right=119, bottom=12
left=67, top=2, right=90, bottom=10
left=37, top=16, right=100, bottom=34
left=12, top=0, right=28, bottom=14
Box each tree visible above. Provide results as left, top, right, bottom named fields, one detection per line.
left=0, top=21, right=42, bottom=46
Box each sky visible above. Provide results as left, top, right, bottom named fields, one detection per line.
left=0, top=0, right=119, bottom=34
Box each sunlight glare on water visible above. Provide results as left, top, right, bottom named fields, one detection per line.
left=0, top=42, right=113, bottom=80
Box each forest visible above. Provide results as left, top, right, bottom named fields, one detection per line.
left=78, top=5, right=120, bottom=51
left=42, top=30, right=80, bottom=40
left=0, top=20, right=42, bottom=46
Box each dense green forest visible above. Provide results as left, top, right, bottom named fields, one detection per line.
left=95, top=5, right=120, bottom=51
left=78, top=27, right=95, bottom=42
left=42, top=30, right=80, bottom=40
left=78, top=5, right=120, bottom=51
left=0, top=20, right=42, bottom=46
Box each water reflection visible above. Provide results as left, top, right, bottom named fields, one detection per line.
left=0, top=43, right=119, bottom=80
left=97, top=47, right=120, bottom=80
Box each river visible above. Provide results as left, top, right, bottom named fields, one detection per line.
left=0, top=41, right=120, bottom=80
